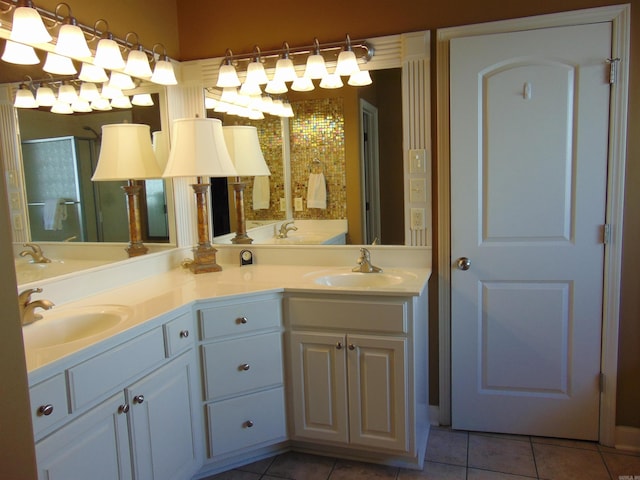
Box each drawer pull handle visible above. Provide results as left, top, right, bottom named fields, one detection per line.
left=240, top=363, right=251, bottom=371
left=237, top=317, right=248, bottom=324
left=348, top=344, right=356, bottom=350
left=336, top=342, right=343, bottom=350
left=179, top=330, right=189, bottom=338
left=133, top=395, right=145, bottom=404
left=37, top=404, right=54, bottom=416
left=244, top=420, right=254, bottom=428
left=118, top=404, right=130, bottom=414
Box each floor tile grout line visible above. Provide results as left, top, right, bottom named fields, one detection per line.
left=529, top=435, right=540, bottom=479
left=465, top=430, right=470, bottom=480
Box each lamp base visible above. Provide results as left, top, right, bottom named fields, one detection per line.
left=189, top=243, right=222, bottom=274
left=126, top=241, right=149, bottom=258
left=231, top=233, right=253, bottom=244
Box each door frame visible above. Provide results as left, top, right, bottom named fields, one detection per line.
left=436, top=4, right=630, bottom=446
left=360, top=99, right=381, bottom=244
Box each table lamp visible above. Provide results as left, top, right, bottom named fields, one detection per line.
left=222, top=125, right=271, bottom=244
left=92, top=123, right=162, bottom=257
left=163, top=118, right=237, bottom=273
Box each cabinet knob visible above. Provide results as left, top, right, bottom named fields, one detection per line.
left=179, top=330, right=189, bottom=338
left=237, top=317, right=248, bottom=324
left=133, top=395, right=145, bottom=404
left=118, top=404, right=130, bottom=414
left=336, top=342, right=343, bottom=350
left=244, top=420, right=254, bottom=428
left=240, top=363, right=251, bottom=371
left=37, top=404, right=54, bottom=416
left=348, top=344, right=356, bottom=350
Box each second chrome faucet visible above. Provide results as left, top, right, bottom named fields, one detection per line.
left=353, top=248, right=383, bottom=273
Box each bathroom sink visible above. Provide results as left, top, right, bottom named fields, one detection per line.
left=313, top=271, right=413, bottom=288
left=22, top=305, right=133, bottom=350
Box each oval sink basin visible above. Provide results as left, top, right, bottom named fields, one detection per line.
left=22, top=305, right=132, bottom=350
left=314, top=272, right=408, bottom=288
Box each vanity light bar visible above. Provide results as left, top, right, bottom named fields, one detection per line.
left=0, top=0, right=177, bottom=86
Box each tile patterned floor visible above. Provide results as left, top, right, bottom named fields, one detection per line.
left=204, top=427, right=640, bottom=480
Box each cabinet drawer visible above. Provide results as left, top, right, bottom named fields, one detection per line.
left=67, top=328, right=165, bottom=411
left=199, top=298, right=280, bottom=339
left=287, top=297, right=408, bottom=333
left=202, top=332, right=283, bottom=400
left=207, top=387, right=286, bottom=457
left=163, top=312, right=193, bottom=357
left=30, top=374, right=69, bottom=440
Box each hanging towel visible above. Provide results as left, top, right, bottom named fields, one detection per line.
left=307, top=172, right=327, bottom=209
left=253, top=176, right=270, bottom=210
left=43, top=198, right=67, bottom=230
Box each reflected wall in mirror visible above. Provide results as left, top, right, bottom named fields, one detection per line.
left=208, top=68, right=403, bottom=245
left=10, top=93, right=169, bottom=244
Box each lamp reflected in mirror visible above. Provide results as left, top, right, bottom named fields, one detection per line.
left=91, top=123, right=162, bottom=257
left=223, top=125, right=271, bottom=244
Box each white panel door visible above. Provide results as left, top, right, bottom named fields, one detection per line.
left=450, top=22, right=611, bottom=439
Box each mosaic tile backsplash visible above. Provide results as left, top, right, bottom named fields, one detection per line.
left=238, top=97, right=346, bottom=222
left=289, top=98, right=346, bottom=220
left=243, top=115, right=286, bottom=221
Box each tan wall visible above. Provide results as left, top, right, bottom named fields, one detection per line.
left=36, top=0, right=181, bottom=58
left=176, top=0, right=640, bottom=428
left=0, top=150, right=36, bottom=476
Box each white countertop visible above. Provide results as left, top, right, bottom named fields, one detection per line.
left=23, top=260, right=431, bottom=381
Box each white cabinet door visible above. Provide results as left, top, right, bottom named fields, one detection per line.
left=289, top=331, right=348, bottom=443
left=128, top=352, right=199, bottom=480
left=36, top=392, right=131, bottom=480
left=347, top=334, right=407, bottom=452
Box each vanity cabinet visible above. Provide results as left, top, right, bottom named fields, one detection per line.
left=30, top=310, right=201, bottom=480
left=197, top=294, right=287, bottom=462
left=285, top=293, right=428, bottom=467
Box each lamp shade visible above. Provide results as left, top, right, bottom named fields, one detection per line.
left=222, top=126, right=271, bottom=177
left=2, top=40, right=40, bottom=65
left=10, top=5, right=52, bottom=44
left=55, top=24, right=91, bottom=58
left=43, top=52, right=77, bottom=75
left=152, top=130, right=170, bottom=171
left=92, top=124, right=162, bottom=181
left=163, top=118, right=237, bottom=178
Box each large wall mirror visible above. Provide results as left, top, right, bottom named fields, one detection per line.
left=0, top=54, right=175, bottom=285
left=195, top=32, right=430, bottom=247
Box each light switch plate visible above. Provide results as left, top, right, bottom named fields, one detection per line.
left=409, top=149, right=427, bottom=174
left=410, top=179, right=426, bottom=203
left=294, top=197, right=303, bottom=211
left=279, top=198, right=286, bottom=211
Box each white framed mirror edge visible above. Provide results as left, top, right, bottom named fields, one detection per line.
left=173, top=30, right=432, bottom=247
left=1, top=83, right=178, bottom=248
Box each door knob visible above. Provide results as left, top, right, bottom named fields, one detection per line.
left=456, top=257, right=471, bottom=270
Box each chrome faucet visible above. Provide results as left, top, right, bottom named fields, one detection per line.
left=19, top=243, right=51, bottom=263
left=353, top=247, right=383, bottom=273
left=278, top=221, right=298, bottom=239
left=18, top=288, right=54, bottom=326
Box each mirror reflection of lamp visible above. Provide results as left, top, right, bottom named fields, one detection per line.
left=162, top=118, right=237, bottom=273
left=91, top=124, right=162, bottom=257
left=222, top=126, right=271, bottom=244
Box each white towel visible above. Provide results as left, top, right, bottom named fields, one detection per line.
left=253, top=176, right=270, bottom=210
left=307, top=172, right=327, bottom=209
left=43, top=198, right=67, bottom=230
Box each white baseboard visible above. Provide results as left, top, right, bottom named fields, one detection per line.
left=615, top=426, right=640, bottom=452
